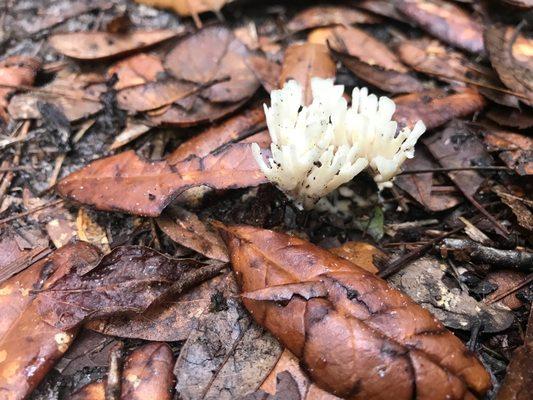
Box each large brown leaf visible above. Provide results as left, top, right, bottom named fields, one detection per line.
left=393, top=88, right=486, bottom=129
left=56, top=139, right=268, bottom=216
left=396, top=0, right=484, bottom=53
left=218, top=224, right=491, bottom=399
left=287, top=5, right=380, bottom=32
left=165, top=25, right=259, bottom=103
left=36, top=245, right=225, bottom=329
left=485, top=25, right=533, bottom=107
left=0, top=242, right=101, bottom=400
left=107, top=52, right=165, bottom=90
left=49, top=29, right=182, bottom=60
left=280, top=43, right=336, bottom=105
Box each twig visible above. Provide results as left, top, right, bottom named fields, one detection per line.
left=0, top=199, right=64, bottom=226
left=484, top=274, right=533, bottom=305
left=398, top=166, right=512, bottom=175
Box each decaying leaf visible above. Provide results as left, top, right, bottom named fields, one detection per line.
left=70, top=381, right=105, bottom=400
left=156, top=207, right=229, bottom=261
left=219, top=224, right=492, bottom=399
left=108, top=53, right=165, bottom=90
left=394, top=88, right=486, bottom=129
left=287, top=5, right=380, bottom=32
left=134, top=0, right=230, bottom=17
left=395, top=147, right=462, bottom=211
left=485, top=270, right=526, bottom=310
left=246, top=55, right=282, bottom=94
left=0, top=242, right=101, bottom=400
left=329, top=241, right=385, bottom=274
left=0, top=55, right=40, bottom=121
left=396, top=0, right=484, bottom=53
left=174, top=297, right=283, bottom=400
left=357, top=0, right=408, bottom=23
left=493, top=185, right=533, bottom=231
left=121, top=342, right=175, bottom=400
left=76, top=208, right=110, bottom=253
left=36, top=245, right=225, bottom=329
left=244, top=370, right=301, bottom=400
left=109, top=119, right=152, bottom=150
left=165, top=25, right=260, bottom=103
left=87, top=271, right=235, bottom=341
left=496, top=308, right=532, bottom=400
left=389, top=256, right=514, bottom=333
left=486, top=106, right=533, bottom=130
left=482, top=127, right=533, bottom=176
left=49, top=29, right=182, bottom=60
left=485, top=25, right=533, bottom=107
left=57, top=138, right=268, bottom=216
left=424, top=121, right=493, bottom=198
left=280, top=43, right=336, bottom=105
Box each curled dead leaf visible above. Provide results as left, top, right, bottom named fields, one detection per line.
left=218, top=224, right=491, bottom=399
left=49, top=29, right=183, bottom=60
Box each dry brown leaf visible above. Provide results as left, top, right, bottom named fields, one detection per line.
left=70, top=381, right=105, bottom=400
left=49, top=29, right=182, bottom=60
left=156, top=207, right=228, bottom=261
left=134, top=0, right=230, bottom=17
left=107, top=53, right=165, bottom=90
left=0, top=55, right=40, bottom=121
left=287, top=5, right=380, bottom=32
left=486, top=270, right=526, bottom=310
left=121, top=342, right=175, bottom=400
left=280, top=43, right=336, bottom=105
left=329, top=242, right=384, bottom=274
left=246, top=55, right=282, bottom=93
left=0, top=242, right=101, bottom=399
left=393, top=87, right=486, bottom=129
left=218, top=224, right=491, bottom=399
left=396, top=0, right=484, bottom=53
left=485, top=25, right=533, bottom=107
left=165, top=25, right=259, bottom=103
left=482, top=126, right=533, bottom=176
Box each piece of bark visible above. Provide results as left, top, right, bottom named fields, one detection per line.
left=396, top=0, right=484, bottom=53
left=121, top=342, right=175, bottom=400
left=280, top=43, right=336, bottom=105
left=218, top=224, right=491, bottom=399
left=49, top=29, right=183, bottom=60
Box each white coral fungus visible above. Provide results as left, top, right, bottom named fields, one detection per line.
left=252, top=78, right=426, bottom=209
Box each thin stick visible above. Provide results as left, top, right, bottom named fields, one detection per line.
left=399, top=166, right=512, bottom=175
left=485, top=274, right=533, bottom=305
left=0, top=199, right=64, bottom=226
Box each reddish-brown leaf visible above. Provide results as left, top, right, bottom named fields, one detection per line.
left=280, top=43, right=336, bottom=105
left=329, top=241, right=384, bottom=274
left=287, top=5, right=380, bottom=32
left=49, top=29, right=183, bottom=60
left=117, top=79, right=198, bottom=112
left=36, top=245, right=225, bottom=330
left=393, top=88, right=486, bottom=129
left=0, top=242, right=101, bottom=399
left=157, top=207, right=229, bottom=261
left=396, top=0, right=484, bottom=53
left=57, top=137, right=268, bottom=216
left=107, top=53, right=165, bottom=90
left=121, top=342, right=175, bottom=400
left=70, top=381, right=105, bottom=400
left=485, top=270, right=526, bottom=310
left=0, top=55, right=40, bottom=121
left=485, top=24, right=533, bottom=107
left=165, top=25, right=259, bottom=103
left=218, top=224, right=491, bottom=399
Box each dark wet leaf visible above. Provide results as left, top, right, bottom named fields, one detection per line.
left=49, top=29, right=183, bottom=60
left=389, top=256, right=514, bottom=333
left=87, top=271, right=234, bottom=341
left=280, top=43, right=336, bottom=105
left=157, top=207, right=229, bottom=262
left=485, top=24, right=533, bottom=107
left=287, top=5, right=380, bottom=32
left=174, top=297, right=282, bottom=400
left=486, top=106, right=533, bottom=130
left=165, top=25, right=259, bottom=103
left=36, top=245, right=225, bottom=329
left=121, top=342, right=175, bottom=400
left=393, top=88, right=486, bottom=129
left=395, top=146, right=462, bottom=211
left=0, top=242, right=101, bottom=400
left=396, top=0, right=484, bottom=53
left=219, top=224, right=491, bottom=399
left=493, top=185, right=533, bottom=231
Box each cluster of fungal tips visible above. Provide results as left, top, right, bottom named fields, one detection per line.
left=252, top=78, right=426, bottom=209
